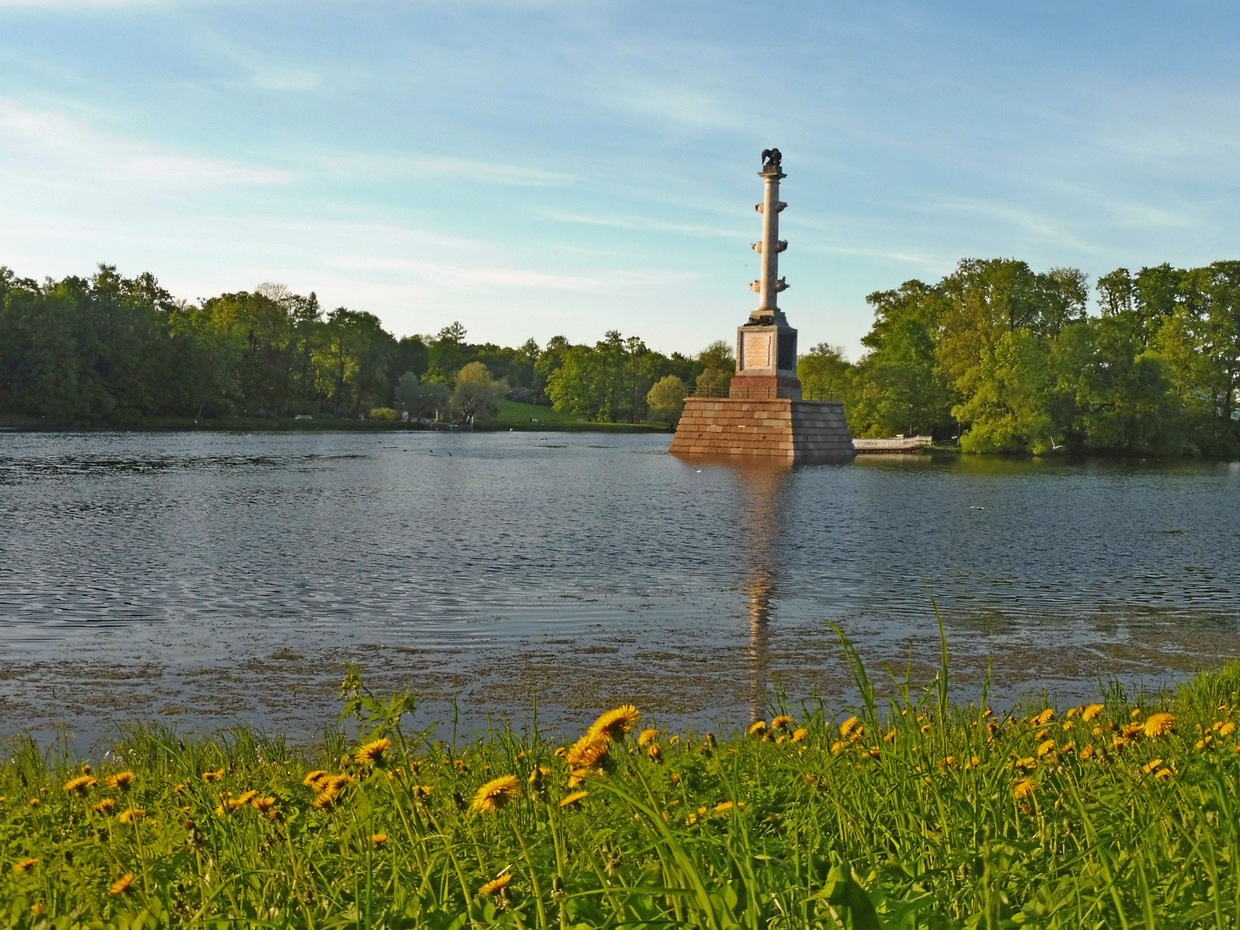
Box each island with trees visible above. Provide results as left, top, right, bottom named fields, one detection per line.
left=2, top=258, right=1237, bottom=455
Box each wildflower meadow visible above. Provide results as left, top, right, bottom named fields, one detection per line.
left=2, top=635, right=1239, bottom=929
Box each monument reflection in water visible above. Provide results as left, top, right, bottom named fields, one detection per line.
left=727, top=460, right=792, bottom=723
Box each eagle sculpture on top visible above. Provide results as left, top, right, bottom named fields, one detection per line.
left=761, top=148, right=782, bottom=170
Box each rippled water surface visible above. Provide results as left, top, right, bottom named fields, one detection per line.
left=3, top=430, right=1239, bottom=745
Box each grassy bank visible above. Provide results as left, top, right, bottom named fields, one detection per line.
left=3, top=643, right=1237, bottom=928
left=0, top=403, right=668, bottom=434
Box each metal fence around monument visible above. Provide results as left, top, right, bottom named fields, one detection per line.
left=690, top=383, right=844, bottom=402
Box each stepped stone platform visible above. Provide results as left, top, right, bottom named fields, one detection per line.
left=670, top=396, right=855, bottom=464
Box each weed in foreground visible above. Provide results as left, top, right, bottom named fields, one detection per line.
left=1, top=642, right=1238, bottom=928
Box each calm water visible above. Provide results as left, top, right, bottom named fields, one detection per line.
left=2, top=430, right=1239, bottom=746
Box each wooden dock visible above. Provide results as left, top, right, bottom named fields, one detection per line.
left=852, top=435, right=935, bottom=454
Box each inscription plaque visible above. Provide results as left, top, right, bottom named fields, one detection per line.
left=742, top=331, right=772, bottom=370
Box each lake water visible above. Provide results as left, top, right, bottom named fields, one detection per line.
left=2, top=430, right=1239, bottom=747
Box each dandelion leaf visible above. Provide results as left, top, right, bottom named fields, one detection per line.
left=820, top=861, right=883, bottom=930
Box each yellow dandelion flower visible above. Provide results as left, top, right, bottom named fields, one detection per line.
left=14, top=858, right=38, bottom=873
left=354, top=737, right=393, bottom=767
left=109, top=872, right=136, bottom=895
left=371, top=833, right=388, bottom=845
left=714, top=800, right=735, bottom=814
left=830, top=740, right=847, bottom=754
left=1131, top=707, right=1143, bottom=719
left=28, top=798, right=40, bottom=808
left=479, top=872, right=512, bottom=895
left=559, top=790, right=589, bottom=808
left=1122, top=723, right=1145, bottom=739
left=1037, top=739, right=1057, bottom=757
left=1014, top=756, right=1037, bottom=771
left=1080, top=744, right=1096, bottom=760
left=588, top=705, right=641, bottom=741
left=470, top=775, right=522, bottom=815
left=202, top=768, right=225, bottom=783
left=565, top=733, right=610, bottom=769
left=1141, top=758, right=1164, bottom=775
left=105, top=771, right=136, bottom=791
left=63, top=775, right=97, bottom=794
left=251, top=796, right=277, bottom=813
left=1143, top=713, right=1175, bottom=738
left=1155, top=767, right=1175, bottom=780
left=117, top=808, right=146, bottom=824
left=791, top=727, right=809, bottom=743
left=231, top=790, right=259, bottom=809
left=1111, top=735, right=1130, bottom=751
left=638, top=728, right=660, bottom=746
left=1031, top=708, right=1055, bottom=726
left=839, top=716, right=861, bottom=739
left=1014, top=778, right=1036, bottom=799
left=1067, top=706, right=1079, bottom=718
left=771, top=715, right=794, bottom=731
left=1082, top=703, right=1105, bottom=721
left=92, top=798, right=117, bottom=814
left=647, top=743, right=662, bottom=762
left=1219, top=721, right=1236, bottom=737
left=749, top=720, right=767, bottom=736
left=1197, top=735, right=1213, bottom=750
left=312, top=777, right=350, bottom=810
left=303, top=770, right=329, bottom=788
left=312, top=789, right=340, bottom=810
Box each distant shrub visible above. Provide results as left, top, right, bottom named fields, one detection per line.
left=368, top=407, right=399, bottom=421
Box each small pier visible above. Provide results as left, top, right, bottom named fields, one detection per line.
left=852, top=435, right=934, bottom=454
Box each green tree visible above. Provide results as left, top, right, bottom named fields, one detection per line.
left=954, top=329, right=1057, bottom=454
left=646, top=374, right=687, bottom=425
left=395, top=371, right=450, bottom=422
left=847, top=281, right=952, bottom=438
left=694, top=339, right=734, bottom=397
left=797, top=344, right=850, bottom=402
left=1053, top=317, right=1183, bottom=453
left=450, top=361, right=506, bottom=428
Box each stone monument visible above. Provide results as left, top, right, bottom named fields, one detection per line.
left=670, top=150, right=855, bottom=464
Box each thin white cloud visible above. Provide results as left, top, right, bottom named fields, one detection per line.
left=0, top=99, right=300, bottom=190
left=548, top=210, right=747, bottom=240
left=804, top=244, right=942, bottom=270
left=0, top=0, right=163, bottom=6
left=324, top=153, right=574, bottom=188
left=325, top=254, right=696, bottom=294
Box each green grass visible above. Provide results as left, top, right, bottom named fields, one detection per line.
left=2, top=643, right=1238, bottom=928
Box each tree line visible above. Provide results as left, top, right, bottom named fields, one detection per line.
left=0, top=264, right=732, bottom=427
left=826, top=258, right=1240, bottom=456
left=3, top=258, right=1237, bottom=454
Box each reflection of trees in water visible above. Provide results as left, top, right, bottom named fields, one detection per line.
left=731, top=463, right=791, bottom=723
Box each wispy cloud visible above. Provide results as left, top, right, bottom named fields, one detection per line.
left=804, top=244, right=943, bottom=270
left=325, top=254, right=696, bottom=294
left=548, top=210, right=748, bottom=240
left=0, top=99, right=299, bottom=189
left=325, top=153, right=574, bottom=188
left=0, top=0, right=163, bottom=6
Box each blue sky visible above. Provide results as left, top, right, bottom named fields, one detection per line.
left=1, top=1, right=1237, bottom=361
